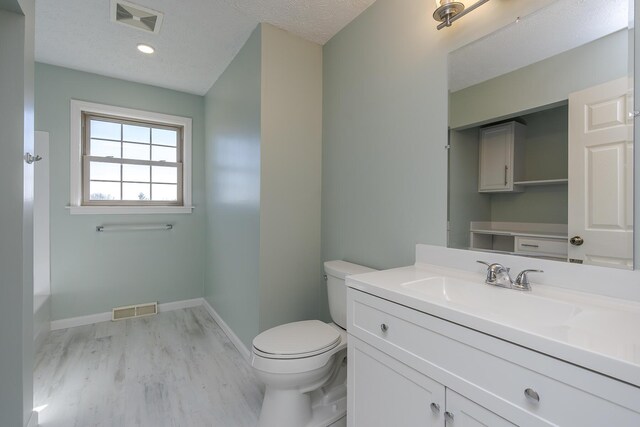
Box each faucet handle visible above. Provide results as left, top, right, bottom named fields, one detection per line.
left=513, top=269, right=543, bottom=291
left=476, top=260, right=494, bottom=281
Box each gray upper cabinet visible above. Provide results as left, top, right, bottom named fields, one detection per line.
left=478, top=122, right=525, bottom=192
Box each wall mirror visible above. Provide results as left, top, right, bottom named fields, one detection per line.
left=447, top=0, right=634, bottom=270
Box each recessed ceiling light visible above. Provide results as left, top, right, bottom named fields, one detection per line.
left=137, top=44, right=155, bottom=54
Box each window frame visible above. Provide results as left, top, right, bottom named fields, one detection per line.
left=70, top=100, right=193, bottom=214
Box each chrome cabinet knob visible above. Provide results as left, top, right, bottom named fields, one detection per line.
left=430, top=402, right=440, bottom=414
left=524, top=388, right=540, bottom=402
left=444, top=411, right=454, bottom=423
left=380, top=323, right=388, bottom=333
left=569, top=236, right=584, bottom=246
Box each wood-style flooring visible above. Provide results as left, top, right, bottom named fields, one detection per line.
left=34, top=306, right=263, bottom=427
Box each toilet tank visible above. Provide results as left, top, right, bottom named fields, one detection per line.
left=324, top=260, right=377, bottom=329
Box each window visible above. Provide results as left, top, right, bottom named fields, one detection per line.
left=70, top=101, right=192, bottom=214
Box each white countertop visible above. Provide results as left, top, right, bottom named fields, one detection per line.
left=347, top=263, right=640, bottom=388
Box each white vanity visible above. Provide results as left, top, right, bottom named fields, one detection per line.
left=346, top=245, right=640, bottom=426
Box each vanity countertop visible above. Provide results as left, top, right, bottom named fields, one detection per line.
left=347, top=263, right=640, bottom=388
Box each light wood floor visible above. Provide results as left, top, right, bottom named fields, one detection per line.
left=34, top=306, right=263, bottom=427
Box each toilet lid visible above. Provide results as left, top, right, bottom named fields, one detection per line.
left=253, top=320, right=341, bottom=358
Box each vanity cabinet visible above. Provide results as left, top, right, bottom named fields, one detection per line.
left=478, top=122, right=525, bottom=192
left=350, top=335, right=510, bottom=426
left=347, top=288, right=640, bottom=427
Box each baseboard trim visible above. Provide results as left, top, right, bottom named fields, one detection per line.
left=201, top=298, right=252, bottom=361
left=50, top=298, right=203, bottom=331
left=158, top=298, right=203, bottom=312
left=26, top=410, right=38, bottom=427
left=50, top=311, right=111, bottom=330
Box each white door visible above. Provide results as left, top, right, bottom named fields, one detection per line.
left=568, top=77, right=634, bottom=269
left=348, top=337, right=445, bottom=427
left=445, top=389, right=515, bottom=427
left=34, top=131, right=50, bottom=296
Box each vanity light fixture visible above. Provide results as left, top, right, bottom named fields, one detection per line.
left=137, top=43, right=155, bottom=54
left=433, top=0, right=491, bottom=30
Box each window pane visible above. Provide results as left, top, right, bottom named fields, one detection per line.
left=90, top=161, right=121, bottom=181
left=152, top=166, right=177, bottom=184
left=90, top=120, right=120, bottom=140
left=123, top=143, right=150, bottom=161
left=152, top=128, right=178, bottom=147
left=90, top=139, right=121, bottom=158
left=123, top=183, right=150, bottom=201
left=90, top=181, right=121, bottom=200
left=123, top=164, right=150, bottom=182
left=152, top=145, right=177, bottom=162
left=152, top=184, right=178, bottom=201
left=123, top=124, right=150, bottom=143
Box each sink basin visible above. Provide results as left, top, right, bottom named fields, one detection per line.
left=402, top=276, right=583, bottom=327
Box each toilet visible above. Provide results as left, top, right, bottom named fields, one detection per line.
left=251, top=260, right=376, bottom=427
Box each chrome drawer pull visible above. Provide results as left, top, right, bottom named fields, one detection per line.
left=521, top=243, right=539, bottom=248
left=430, top=402, right=440, bottom=414
left=525, top=388, right=540, bottom=402
left=380, top=323, right=388, bottom=333
left=445, top=411, right=454, bottom=423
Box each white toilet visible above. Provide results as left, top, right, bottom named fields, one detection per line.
left=251, top=260, right=376, bottom=427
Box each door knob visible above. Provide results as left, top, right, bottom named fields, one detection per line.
left=569, top=236, right=584, bottom=246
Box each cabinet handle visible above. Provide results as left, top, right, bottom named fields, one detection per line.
left=524, top=388, right=540, bottom=402
left=430, top=402, right=440, bottom=414
left=521, top=244, right=539, bottom=248
left=380, top=323, right=388, bottom=333
left=445, top=411, right=454, bottom=423
left=504, top=165, right=508, bottom=186
left=569, top=236, right=584, bottom=246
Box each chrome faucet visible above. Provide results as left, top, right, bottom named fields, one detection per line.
left=477, top=261, right=543, bottom=291
left=476, top=261, right=513, bottom=288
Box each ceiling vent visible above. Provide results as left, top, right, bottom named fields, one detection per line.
left=110, top=0, right=164, bottom=34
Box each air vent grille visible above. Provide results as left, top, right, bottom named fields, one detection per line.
left=112, top=302, right=158, bottom=321
left=110, top=0, right=164, bottom=34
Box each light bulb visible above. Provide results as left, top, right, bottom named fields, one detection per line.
left=137, top=44, right=155, bottom=54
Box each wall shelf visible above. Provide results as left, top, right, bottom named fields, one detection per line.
left=513, top=178, right=568, bottom=186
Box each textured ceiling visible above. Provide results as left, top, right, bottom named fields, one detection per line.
left=35, top=0, right=376, bottom=95
left=449, top=0, right=631, bottom=92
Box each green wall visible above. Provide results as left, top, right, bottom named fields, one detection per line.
left=204, top=26, right=262, bottom=348
left=35, top=63, right=206, bottom=320
left=321, top=0, right=619, bottom=297
left=322, top=0, right=448, bottom=279
left=204, top=25, right=323, bottom=349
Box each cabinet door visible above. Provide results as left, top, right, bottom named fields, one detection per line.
left=445, top=389, right=515, bottom=427
left=348, top=336, right=445, bottom=427
left=478, top=124, right=513, bottom=192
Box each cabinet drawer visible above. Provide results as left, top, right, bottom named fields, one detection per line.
left=514, top=236, right=567, bottom=257
left=348, top=289, right=640, bottom=427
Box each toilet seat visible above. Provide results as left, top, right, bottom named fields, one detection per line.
left=253, top=320, right=341, bottom=359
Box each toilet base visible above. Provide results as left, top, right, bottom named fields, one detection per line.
left=257, top=358, right=347, bottom=427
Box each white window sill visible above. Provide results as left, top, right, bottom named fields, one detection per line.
left=67, top=206, right=194, bottom=215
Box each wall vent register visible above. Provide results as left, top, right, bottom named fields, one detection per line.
left=112, top=302, right=157, bottom=321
